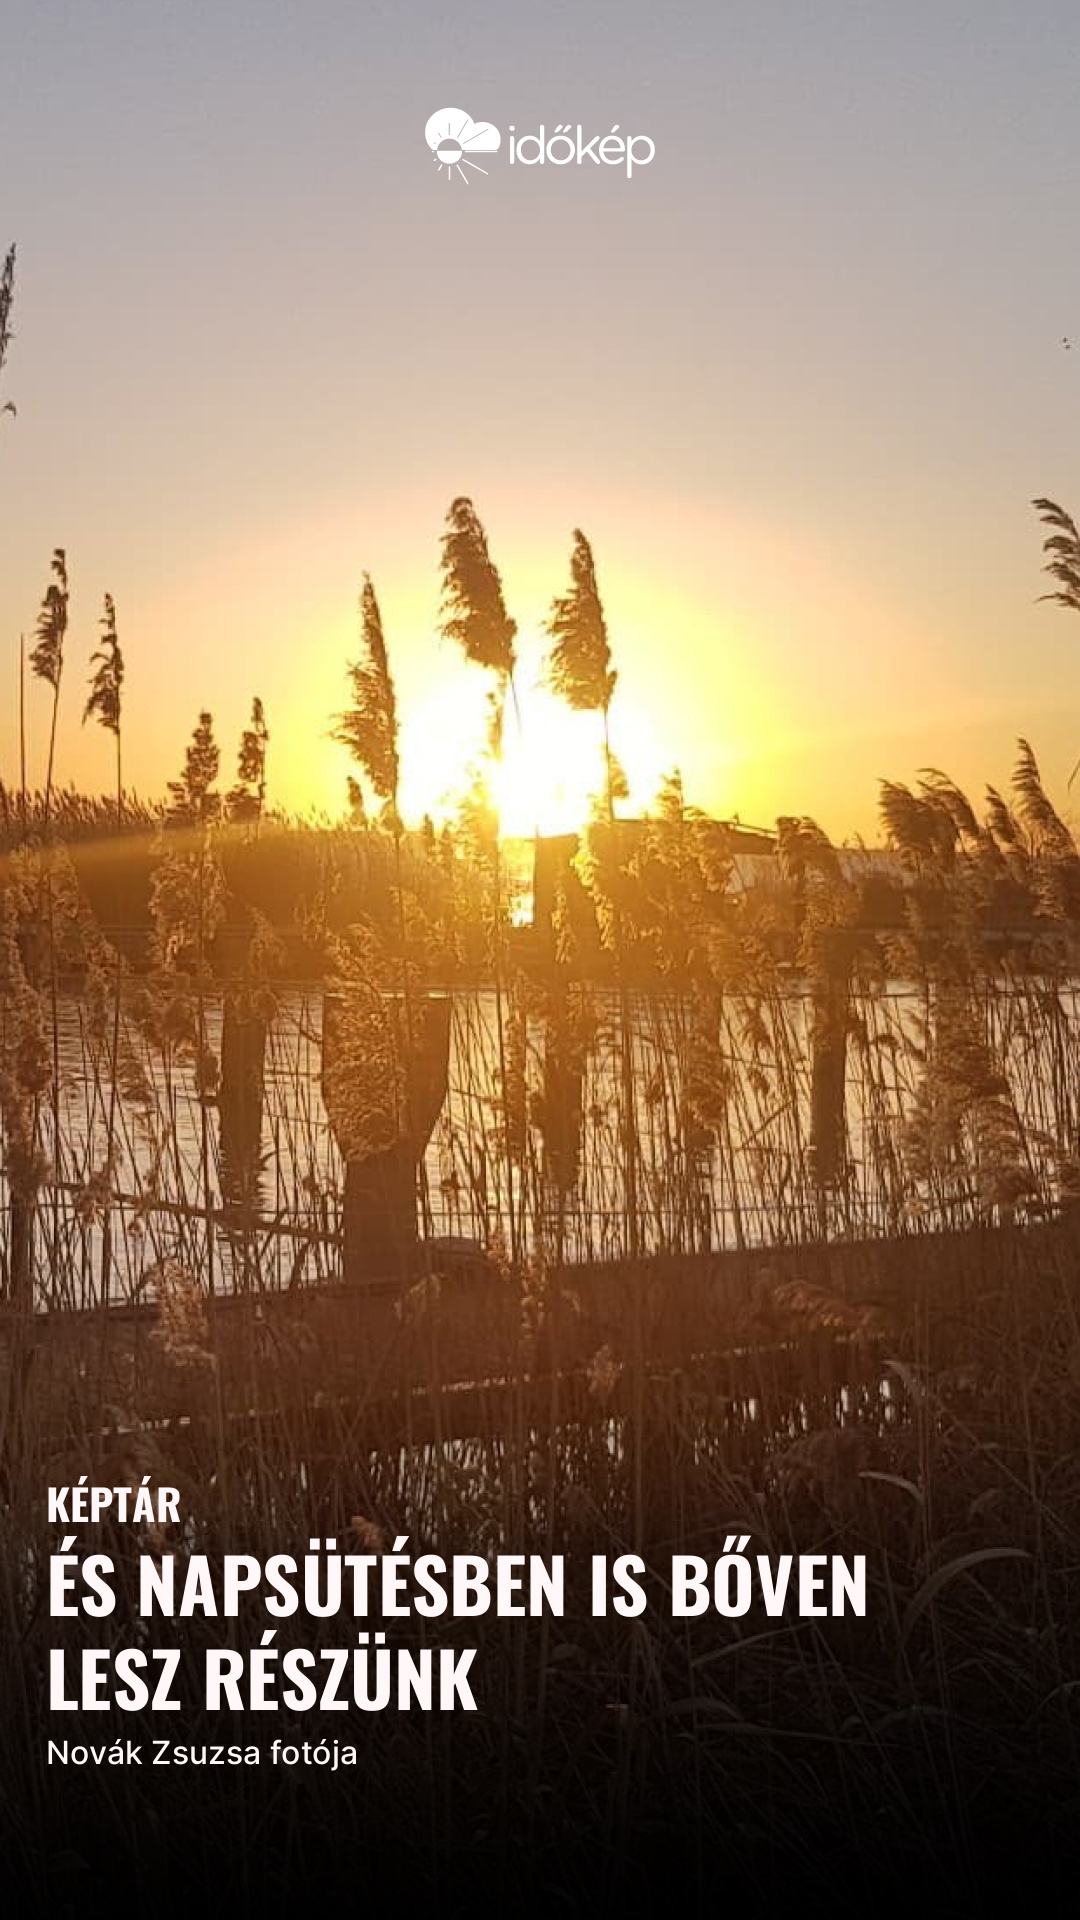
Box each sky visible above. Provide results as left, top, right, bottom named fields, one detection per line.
left=1, top=0, right=1080, bottom=839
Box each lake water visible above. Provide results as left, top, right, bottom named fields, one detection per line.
left=7, top=976, right=1079, bottom=1307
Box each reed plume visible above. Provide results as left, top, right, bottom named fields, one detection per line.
left=439, top=497, right=517, bottom=680
left=547, top=529, right=616, bottom=714
left=1011, top=737, right=1076, bottom=860
left=30, top=547, right=67, bottom=692
left=228, top=696, right=269, bottom=826
left=332, top=576, right=399, bottom=815
left=84, top=592, right=124, bottom=737
left=0, top=242, right=15, bottom=421
left=31, top=548, right=69, bottom=822
left=1033, top=496, right=1080, bottom=614
left=984, top=784, right=1023, bottom=853
left=167, top=710, right=221, bottom=825
left=1033, top=497, right=1080, bottom=784
left=84, top=592, right=125, bottom=819
left=879, top=777, right=963, bottom=874
left=323, top=923, right=407, bottom=1159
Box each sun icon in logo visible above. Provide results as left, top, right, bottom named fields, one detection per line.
left=425, top=108, right=501, bottom=183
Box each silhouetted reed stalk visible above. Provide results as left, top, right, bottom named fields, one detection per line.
left=83, top=594, right=125, bottom=1301
left=0, top=243, right=15, bottom=434
left=546, top=527, right=648, bottom=1536
left=439, top=496, right=527, bottom=1263
left=14, top=551, right=72, bottom=1334
left=545, top=531, right=641, bottom=1254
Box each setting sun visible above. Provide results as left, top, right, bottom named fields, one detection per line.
left=400, top=681, right=677, bottom=838
left=387, top=633, right=678, bottom=838
left=486, top=689, right=669, bottom=837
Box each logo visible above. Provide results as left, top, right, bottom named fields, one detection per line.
left=424, top=111, right=656, bottom=184
left=425, top=109, right=501, bottom=183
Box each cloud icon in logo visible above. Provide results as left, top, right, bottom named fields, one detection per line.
left=425, top=108, right=501, bottom=182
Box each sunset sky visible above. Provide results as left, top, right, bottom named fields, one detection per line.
left=2, top=0, right=1080, bottom=838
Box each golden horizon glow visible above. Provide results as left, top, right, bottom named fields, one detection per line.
left=17, top=476, right=1072, bottom=851
left=278, top=674, right=684, bottom=838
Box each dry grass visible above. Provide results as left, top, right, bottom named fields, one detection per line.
left=4, top=488, right=1080, bottom=1906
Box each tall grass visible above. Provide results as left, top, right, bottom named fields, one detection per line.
left=5, top=476, right=1080, bottom=1902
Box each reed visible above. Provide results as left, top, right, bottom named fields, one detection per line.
left=4, top=470, right=1080, bottom=1902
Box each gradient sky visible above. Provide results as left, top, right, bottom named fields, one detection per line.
left=2, top=0, right=1080, bottom=838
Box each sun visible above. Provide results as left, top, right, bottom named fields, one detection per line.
left=485, top=693, right=663, bottom=838
left=396, top=674, right=672, bottom=839
left=369, top=648, right=672, bottom=842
